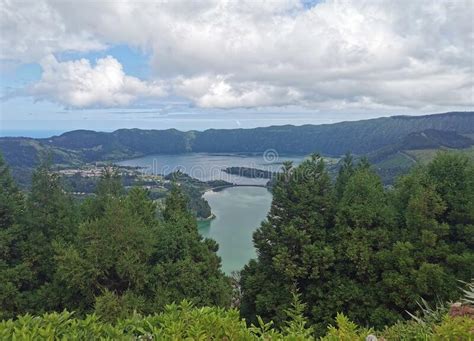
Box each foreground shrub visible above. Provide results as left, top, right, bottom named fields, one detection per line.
left=0, top=301, right=301, bottom=340
left=1, top=301, right=472, bottom=340
left=381, top=315, right=474, bottom=340
left=320, top=313, right=374, bottom=341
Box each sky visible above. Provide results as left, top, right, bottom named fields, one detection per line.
left=0, top=0, right=473, bottom=135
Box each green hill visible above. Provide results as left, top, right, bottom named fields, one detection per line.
left=368, top=129, right=474, bottom=183
left=1, top=112, right=473, bottom=185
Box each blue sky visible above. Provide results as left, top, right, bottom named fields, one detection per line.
left=1, top=0, right=472, bottom=135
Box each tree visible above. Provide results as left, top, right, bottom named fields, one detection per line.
left=55, top=196, right=158, bottom=314
left=151, top=184, right=231, bottom=309
left=427, top=152, right=474, bottom=225
left=241, top=155, right=336, bottom=328
left=380, top=152, right=474, bottom=316
left=336, top=167, right=392, bottom=229
left=335, top=152, right=354, bottom=200
left=331, top=166, right=396, bottom=327
left=125, top=187, right=157, bottom=227
left=0, top=154, right=28, bottom=318
left=55, top=180, right=231, bottom=318
left=21, top=159, right=78, bottom=312
left=80, top=166, right=123, bottom=221
left=241, top=152, right=474, bottom=333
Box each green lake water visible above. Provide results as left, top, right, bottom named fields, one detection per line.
left=117, top=153, right=305, bottom=274
left=198, top=186, right=272, bottom=274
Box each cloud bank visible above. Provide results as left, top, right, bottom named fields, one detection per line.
left=30, top=55, right=165, bottom=107
left=1, top=0, right=473, bottom=111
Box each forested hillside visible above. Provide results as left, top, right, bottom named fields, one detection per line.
left=240, top=152, right=474, bottom=333
left=192, top=112, right=474, bottom=155
left=1, top=112, right=472, bottom=170
left=1, top=150, right=473, bottom=339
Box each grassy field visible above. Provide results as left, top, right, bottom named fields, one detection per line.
left=406, top=146, right=474, bottom=164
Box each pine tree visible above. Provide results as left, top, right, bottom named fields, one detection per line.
left=152, top=184, right=231, bottom=309
left=335, top=152, right=354, bottom=200
left=241, top=154, right=336, bottom=327
left=19, top=159, right=79, bottom=312
left=55, top=196, right=158, bottom=314
left=81, top=166, right=123, bottom=220
left=0, top=154, right=28, bottom=318
left=241, top=152, right=474, bottom=332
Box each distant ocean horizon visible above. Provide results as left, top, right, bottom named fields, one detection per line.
left=0, top=130, right=66, bottom=138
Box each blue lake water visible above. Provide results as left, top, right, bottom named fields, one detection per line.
left=117, top=152, right=307, bottom=185
left=118, top=153, right=306, bottom=273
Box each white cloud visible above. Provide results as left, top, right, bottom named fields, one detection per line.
left=175, top=75, right=303, bottom=108
left=30, top=55, right=166, bottom=107
left=1, top=0, right=473, bottom=112
left=0, top=0, right=105, bottom=63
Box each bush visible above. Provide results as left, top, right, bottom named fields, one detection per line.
left=381, top=314, right=474, bottom=340
left=320, top=313, right=374, bottom=341
left=0, top=301, right=310, bottom=340
left=1, top=302, right=472, bottom=340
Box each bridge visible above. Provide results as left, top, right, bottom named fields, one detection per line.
left=209, top=184, right=268, bottom=191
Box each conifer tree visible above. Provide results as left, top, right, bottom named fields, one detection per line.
left=241, top=152, right=474, bottom=332
left=0, top=154, right=28, bottom=318
left=241, top=154, right=335, bottom=327
left=152, top=183, right=231, bottom=309
left=21, top=158, right=78, bottom=312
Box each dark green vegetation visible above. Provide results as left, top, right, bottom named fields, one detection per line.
left=1, top=150, right=473, bottom=339
left=62, top=168, right=224, bottom=220
left=0, top=155, right=230, bottom=321
left=1, top=112, right=473, bottom=186
left=240, top=152, right=474, bottom=334
left=223, top=166, right=276, bottom=179
left=163, top=171, right=231, bottom=219
left=368, top=128, right=474, bottom=183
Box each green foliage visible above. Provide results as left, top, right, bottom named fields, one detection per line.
left=12, top=158, right=80, bottom=314
left=282, top=292, right=314, bottom=339
left=433, top=315, right=474, bottom=340
left=1, top=303, right=471, bottom=340
left=0, top=154, right=28, bottom=319
left=1, top=149, right=473, bottom=338
left=382, top=315, right=474, bottom=341
left=0, top=156, right=231, bottom=321
left=0, top=154, right=24, bottom=230
left=241, top=154, right=336, bottom=328
left=152, top=183, right=231, bottom=310
left=55, top=196, right=158, bottom=314
left=94, top=290, right=145, bottom=323
left=2, top=113, right=473, bottom=171
left=80, top=166, right=124, bottom=220
left=241, top=151, right=474, bottom=333
left=95, top=166, right=124, bottom=198
left=163, top=183, right=189, bottom=221
left=0, top=301, right=312, bottom=340
left=460, top=279, right=474, bottom=305
left=381, top=320, right=436, bottom=340
left=406, top=298, right=449, bottom=327
left=320, top=313, right=374, bottom=341
left=334, top=152, right=354, bottom=200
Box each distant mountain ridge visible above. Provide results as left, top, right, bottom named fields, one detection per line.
left=1, top=112, right=473, bottom=172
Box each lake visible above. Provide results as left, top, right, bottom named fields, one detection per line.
left=118, top=153, right=305, bottom=273
left=117, top=152, right=306, bottom=185
left=199, top=186, right=272, bottom=274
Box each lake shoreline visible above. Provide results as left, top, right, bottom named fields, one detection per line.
left=200, top=186, right=273, bottom=274
left=197, top=213, right=216, bottom=221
